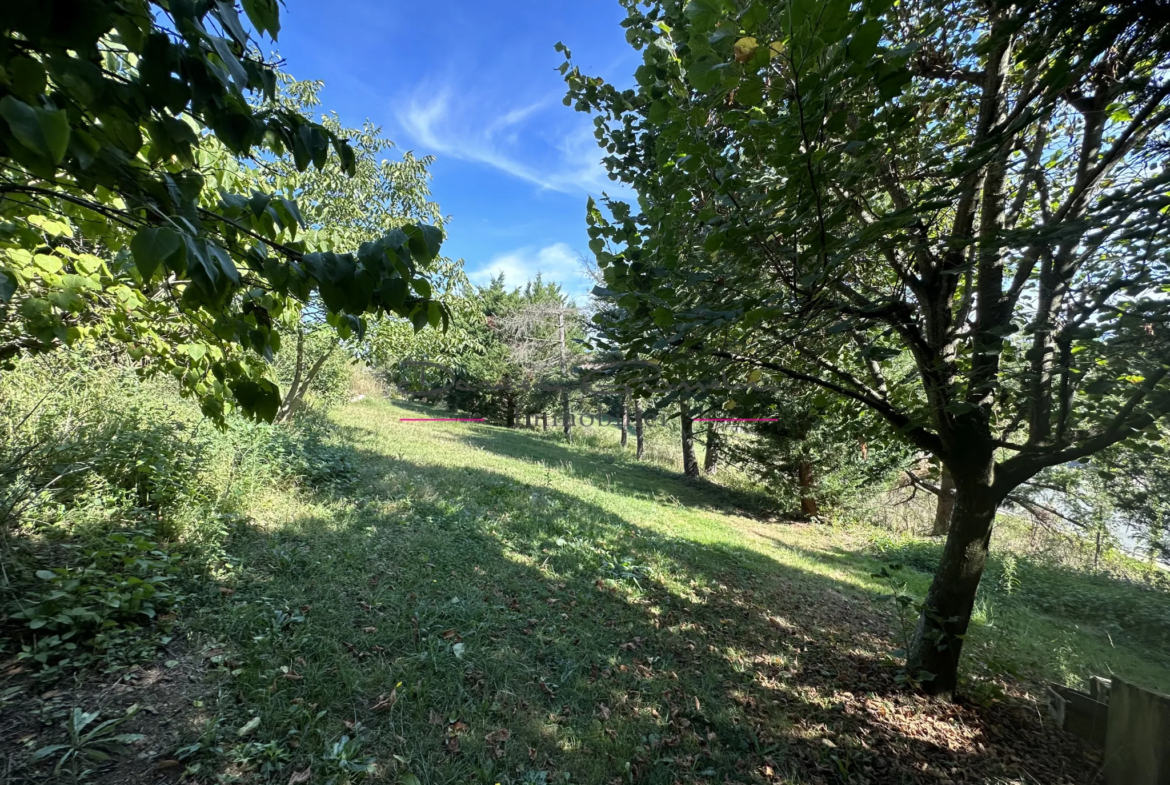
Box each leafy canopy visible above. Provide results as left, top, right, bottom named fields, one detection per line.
left=0, top=0, right=446, bottom=421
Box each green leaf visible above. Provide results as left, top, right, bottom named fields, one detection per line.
left=684, top=0, right=723, bottom=31
left=0, top=270, right=15, bottom=303
left=0, top=97, right=70, bottom=164
left=214, top=1, right=249, bottom=45
left=849, top=20, right=883, bottom=62
left=36, top=569, right=56, bottom=580
left=381, top=277, right=407, bottom=310
left=209, top=36, right=248, bottom=88
left=130, top=227, right=183, bottom=283
left=410, top=306, right=429, bottom=332
left=240, top=0, right=281, bottom=39
left=427, top=301, right=441, bottom=328
left=412, top=277, right=432, bottom=300
left=230, top=380, right=280, bottom=423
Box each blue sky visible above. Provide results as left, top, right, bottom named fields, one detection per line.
left=275, top=0, right=639, bottom=302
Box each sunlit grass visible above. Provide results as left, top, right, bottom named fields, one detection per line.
left=181, top=397, right=1170, bottom=784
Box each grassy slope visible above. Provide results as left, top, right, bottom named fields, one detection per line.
left=187, top=398, right=1170, bottom=785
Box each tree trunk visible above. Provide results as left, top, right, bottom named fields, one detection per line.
left=542, top=412, right=548, bottom=431
left=526, top=413, right=531, bottom=429
left=635, top=399, right=644, bottom=460
left=558, top=312, right=571, bottom=442
left=277, top=333, right=337, bottom=424
left=680, top=399, right=699, bottom=478
left=620, top=396, right=629, bottom=449
left=561, top=392, right=572, bottom=442
left=506, top=393, right=516, bottom=428
left=908, top=468, right=998, bottom=696
left=704, top=423, right=720, bottom=475
left=932, top=464, right=957, bottom=537
left=798, top=461, right=817, bottom=517
left=276, top=328, right=307, bottom=423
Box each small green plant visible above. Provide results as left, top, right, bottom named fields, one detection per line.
left=231, top=738, right=291, bottom=777
left=30, top=704, right=143, bottom=780
left=600, top=555, right=650, bottom=588
left=8, top=532, right=180, bottom=669
left=321, top=729, right=377, bottom=783
left=1000, top=553, right=1021, bottom=596
left=870, top=563, right=946, bottom=687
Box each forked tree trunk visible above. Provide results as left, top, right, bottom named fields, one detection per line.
left=620, top=396, right=629, bottom=449
left=932, top=465, right=957, bottom=536
left=680, top=399, right=699, bottom=478
left=703, top=423, right=720, bottom=475
left=634, top=399, right=644, bottom=459
left=908, top=461, right=998, bottom=696
left=798, top=461, right=817, bottom=517
left=277, top=330, right=337, bottom=424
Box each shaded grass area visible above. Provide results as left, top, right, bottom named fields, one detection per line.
left=157, top=398, right=1166, bottom=784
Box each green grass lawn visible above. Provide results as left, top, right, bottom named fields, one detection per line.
left=177, top=398, right=1170, bottom=785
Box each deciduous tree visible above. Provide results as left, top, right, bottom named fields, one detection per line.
left=565, top=0, right=1170, bottom=694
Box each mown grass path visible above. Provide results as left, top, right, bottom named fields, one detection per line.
left=181, top=399, right=1160, bottom=785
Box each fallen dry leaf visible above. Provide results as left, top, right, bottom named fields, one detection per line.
left=288, top=768, right=311, bottom=784
left=372, top=689, right=398, bottom=711
left=155, top=759, right=181, bottom=770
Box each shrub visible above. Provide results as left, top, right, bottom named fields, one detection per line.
left=5, top=531, right=181, bottom=669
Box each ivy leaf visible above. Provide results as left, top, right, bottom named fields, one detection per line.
left=0, top=97, right=70, bottom=164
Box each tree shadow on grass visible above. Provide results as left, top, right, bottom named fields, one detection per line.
left=181, top=431, right=1096, bottom=785
left=385, top=398, right=781, bottom=520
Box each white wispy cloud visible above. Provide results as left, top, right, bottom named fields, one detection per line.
left=469, top=243, right=594, bottom=299
left=399, top=85, right=626, bottom=197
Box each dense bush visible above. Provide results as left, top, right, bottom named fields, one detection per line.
left=0, top=350, right=357, bottom=671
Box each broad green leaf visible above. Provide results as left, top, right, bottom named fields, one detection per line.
left=241, top=0, right=281, bottom=39
left=849, top=20, right=883, bottom=62
left=0, top=270, right=15, bottom=303
left=130, top=227, right=183, bottom=283
left=0, top=97, right=70, bottom=164
left=381, top=277, right=408, bottom=310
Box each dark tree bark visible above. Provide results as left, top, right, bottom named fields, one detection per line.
left=526, top=413, right=532, bottom=429
left=703, top=422, right=720, bottom=475
left=620, top=395, right=629, bottom=448
left=798, top=460, right=817, bottom=517
left=542, top=412, right=548, bottom=431
left=932, top=465, right=957, bottom=536
left=680, top=399, right=699, bottom=478
left=561, top=392, right=572, bottom=442
left=635, top=399, right=644, bottom=459
left=908, top=452, right=998, bottom=696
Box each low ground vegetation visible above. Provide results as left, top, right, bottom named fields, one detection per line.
left=2, top=373, right=1166, bottom=784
